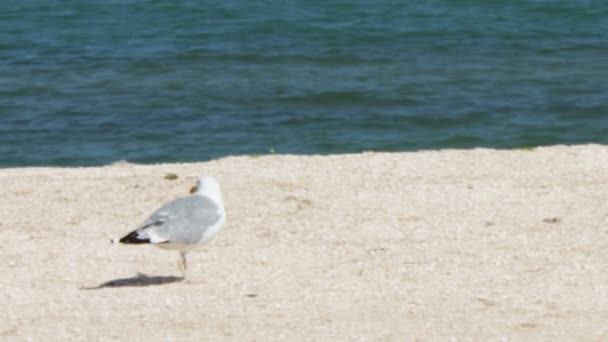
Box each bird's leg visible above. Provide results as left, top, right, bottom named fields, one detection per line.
left=177, top=252, right=188, bottom=279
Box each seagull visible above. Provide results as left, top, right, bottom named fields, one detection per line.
left=119, top=175, right=226, bottom=278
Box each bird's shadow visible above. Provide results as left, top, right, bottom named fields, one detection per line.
left=81, top=273, right=184, bottom=290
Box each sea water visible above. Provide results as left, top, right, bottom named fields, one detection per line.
left=1, top=1, right=607, bottom=166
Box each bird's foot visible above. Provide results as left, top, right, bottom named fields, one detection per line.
left=177, top=252, right=188, bottom=279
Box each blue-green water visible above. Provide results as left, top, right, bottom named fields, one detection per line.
left=1, top=1, right=607, bottom=166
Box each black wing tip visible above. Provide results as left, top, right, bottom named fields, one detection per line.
left=119, top=231, right=151, bottom=244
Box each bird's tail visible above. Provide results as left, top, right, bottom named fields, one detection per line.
left=119, top=230, right=151, bottom=244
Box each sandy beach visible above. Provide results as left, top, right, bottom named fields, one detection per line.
left=2, top=144, right=608, bottom=341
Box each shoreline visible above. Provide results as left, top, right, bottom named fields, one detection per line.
left=2, top=144, right=607, bottom=340
left=0, top=143, right=598, bottom=171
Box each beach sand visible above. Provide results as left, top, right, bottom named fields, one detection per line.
left=2, top=145, right=608, bottom=341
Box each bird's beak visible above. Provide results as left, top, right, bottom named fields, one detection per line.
left=190, top=185, right=197, bottom=194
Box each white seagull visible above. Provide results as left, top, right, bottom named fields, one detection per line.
left=119, top=175, right=226, bottom=278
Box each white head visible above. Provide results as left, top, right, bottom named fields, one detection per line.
left=190, top=176, right=223, bottom=203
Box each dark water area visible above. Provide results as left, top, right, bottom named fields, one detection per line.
left=1, top=1, right=607, bottom=166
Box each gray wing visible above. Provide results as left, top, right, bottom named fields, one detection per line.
left=127, top=195, right=221, bottom=244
